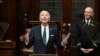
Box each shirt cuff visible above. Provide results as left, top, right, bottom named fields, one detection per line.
left=25, top=40, right=29, bottom=45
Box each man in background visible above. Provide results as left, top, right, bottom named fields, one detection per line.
left=71, top=7, right=100, bottom=56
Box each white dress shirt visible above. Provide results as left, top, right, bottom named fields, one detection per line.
left=41, top=24, right=49, bottom=44
left=85, top=19, right=91, bottom=25
left=25, top=24, right=66, bottom=47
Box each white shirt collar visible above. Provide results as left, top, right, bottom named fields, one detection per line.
left=41, top=24, right=49, bottom=29
left=85, top=19, right=91, bottom=24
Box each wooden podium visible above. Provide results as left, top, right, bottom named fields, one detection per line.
left=0, top=41, right=15, bottom=56
left=21, top=48, right=58, bottom=56
left=29, top=54, right=58, bottom=56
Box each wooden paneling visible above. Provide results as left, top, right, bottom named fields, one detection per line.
left=63, top=0, right=71, bottom=56
left=0, top=41, right=15, bottom=56
left=0, top=0, right=7, bottom=22
left=16, top=0, right=40, bottom=36
left=63, top=0, right=71, bottom=23
left=95, top=0, right=100, bottom=21
left=7, top=0, right=17, bottom=41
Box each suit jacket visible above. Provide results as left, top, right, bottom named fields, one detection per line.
left=71, top=19, right=100, bottom=48
left=25, top=25, right=63, bottom=54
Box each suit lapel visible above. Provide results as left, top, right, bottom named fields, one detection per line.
left=38, top=25, right=42, bottom=38
left=89, top=20, right=97, bottom=38
left=46, top=26, right=53, bottom=45
left=82, top=19, right=97, bottom=38
left=38, top=25, right=45, bottom=45
left=38, top=25, right=52, bottom=46
left=80, top=20, right=86, bottom=29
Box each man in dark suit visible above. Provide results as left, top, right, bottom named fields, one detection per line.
left=71, top=7, right=100, bottom=56
left=24, top=10, right=67, bottom=54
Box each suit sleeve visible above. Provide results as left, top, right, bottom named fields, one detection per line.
left=24, top=28, right=34, bottom=48
left=54, top=29, right=63, bottom=48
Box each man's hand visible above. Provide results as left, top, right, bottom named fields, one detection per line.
left=80, top=48, right=94, bottom=54
left=61, top=33, right=70, bottom=48
left=62, top=38, right=68, bottom=47
left=22, top=33, right=30, bottom=45
left=24, top=33, right=29, bottom=42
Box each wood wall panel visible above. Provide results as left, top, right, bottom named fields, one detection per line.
left=16, top=0, right=40, bottom=36
left=63, top=0, right=71, bottom=23
left=7, top=0, right=17, bottom=41
left=95, top=0, right=100, bottom=21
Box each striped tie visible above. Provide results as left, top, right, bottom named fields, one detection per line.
left=43, top=28, right=46, bottom=45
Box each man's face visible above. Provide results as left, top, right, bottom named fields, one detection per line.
left=39, top=11, right=50, bottom=24
left=84, top=7, right=93, bottom=20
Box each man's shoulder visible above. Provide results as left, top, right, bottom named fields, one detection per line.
left=31, top=25, right=41, bottom=30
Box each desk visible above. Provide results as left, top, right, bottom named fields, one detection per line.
left=0, top=41, right=15, bottom=56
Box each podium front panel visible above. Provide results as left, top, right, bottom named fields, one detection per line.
left=29, top=54, right=58, bottom=56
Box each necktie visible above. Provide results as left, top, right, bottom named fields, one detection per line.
left=87, top=21, right=89, bottom=25
left=43, top=28, right=46, bottom=45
